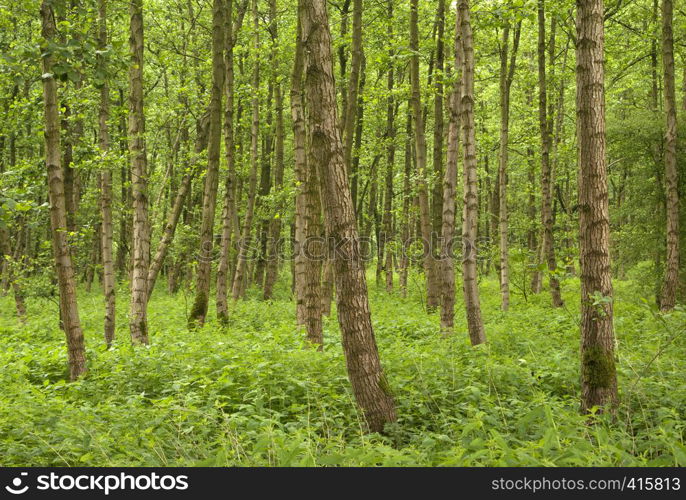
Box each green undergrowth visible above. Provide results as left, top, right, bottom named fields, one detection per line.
left=0, top=272, right=684, bottom=466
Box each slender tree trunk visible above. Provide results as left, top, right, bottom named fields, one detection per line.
left=659, top=0, right=680, bottom=311
left=97, top=0, right=115, bottom=347
left=497, top=22, right=521, bottom=312
left=431, top=0, right=445, bottom=251
left=299, top=0, right=396, bottom=433
left=342, top=0, right=362, bottom=192
left=576, top=0, right=618, bottom=413
left=216, top=0, right=248, bottom=322
left=410, top=0, right=439, bottom=312
left=440, top=8, right=463, bottom=333
left=188, top=0, right=225, bottom=327
left=264, top=0, right=284, bottom=301
left=292, top=14, right=323, bottom=344
left=128, top=0, right=150, bottom=344
left=40, top=0, right=87, bottom=379
left=382, top=0, right=395, bottom=293
left=538, top=0, right=564, bottom=308
left=399, top=109, right=412, bottom=297
left=231, top=0, right=260, bottom=300
left=458, top=0, right=486, bottom=345
left=147, top=172, right=193, bottom=300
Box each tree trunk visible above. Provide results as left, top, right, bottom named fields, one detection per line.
left=497, top=22, right=521, bottom=312
left=189, top=0, right=225, bottom=327
left=659, top=0, right=680, bottom=311
left=399, top=110, right=412, bottom=297
left=147, top=172, right=193, bottom=301
left=382, top=0, right=395, bottom=293
left=292, top=14, right=323, bottom=344
left=440, top=7, right=463, bottom=333
left=431, top=0, right=445, bottom=254
left=97, top=0, right=115, bottom=347
left=40, top=0, right=87, bottom=379
left=299, top=0, right=396, bottom=433
left=576, top=0, right=618, bottom=413
left=342, top=0, right=362, bottom=193
left=128, top=0, right=150, bottom=344
left=263, top=0, right=284, bottom=301
left=538, top=0, right=564, bottom=308
left=410, top=0, right=439, bottom=313
left=458, top=0, right=486, bottom=346
left=231, top=0, right=260, bottom=301
left=216, top=0, right=248, bottom=322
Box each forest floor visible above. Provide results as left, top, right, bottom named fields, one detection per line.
left=1, top=271, right=685, bottom=466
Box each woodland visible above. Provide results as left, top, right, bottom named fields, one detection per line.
left=0, top=0, right=685, bottom=466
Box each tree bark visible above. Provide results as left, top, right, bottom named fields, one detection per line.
left=381, top=0, right=395, bottom=293
left=97, top=0, right=115, bottom=347
left=128, top=0, right=150, bottom=344
left=497, top=22, right=521, bottom=312
left=440, top=7, right=463, bottom=333
left=659, top=0, right=680, bottom=311
left=299, top=0, right=396, bottom=432
left=188, top=0, right=225, bottom=327
left=231, top=0, right=260, bottom=301
left=40, top=0, right=87, bottom=379
left=216, top=0, right=248, bottom=322
left=458, top=0, right=486, bottom=345
left=263, top=0, right=285, bottom=301
left=410, top=0, right=439, bottom=312
left=292, top=13, right=323, bottom=344
left=538, top=0, right=564, bottom=308
left=576, top=0, right=618, bottom=413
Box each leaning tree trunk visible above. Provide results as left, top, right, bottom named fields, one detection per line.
left=97, top=0, right=115, bottom=347
left=40, top=0, right=87, bottom=379
left=537, top=0, right=564, bottom=308
left=410, top=0, right=439, bottom=312
left=659, top=0, right=680, bottom=311
left=458, top=0, right=486, bottom=346
left=299, top=0, right=396, bottom=433
left=128, top=0, right=150, bottom=344
left=147, top=171, right=193, bottom=300
left=576, top=0, right=618, bottom=413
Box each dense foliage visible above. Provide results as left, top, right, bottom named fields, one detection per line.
left=2, top=273, right=684, bottom=466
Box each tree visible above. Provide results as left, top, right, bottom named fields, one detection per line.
left=537, top=0, right=564, bottom=308
left=576, top=0, right=618, bottom=412
left=299, top=0, right=396, bottom=432
left=659, top=0, right=680, bottom=311
left=217, top=0, right=248, bottom=322
left=128, top=0, right=150, bottom=344
left=97, top=0, right=115, bottom=346
left=40, top=0, right=87, bottom=379
left=189, top=0, right=225, bottom=327
left=410, top=0, right=439, bottom=312
left=497, top=21, right=521, bottom=312
left=231, top=0, right=260, bottom=301
left=263, top=0, right=285, bottom=301
left=439, top=3, right=463, bottom=333
left=458, top=0, right=486, bottom=346
left=292, top=13, right=323, bottom=346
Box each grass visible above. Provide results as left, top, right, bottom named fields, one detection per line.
left=0, top=268, right=684, bottom=466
